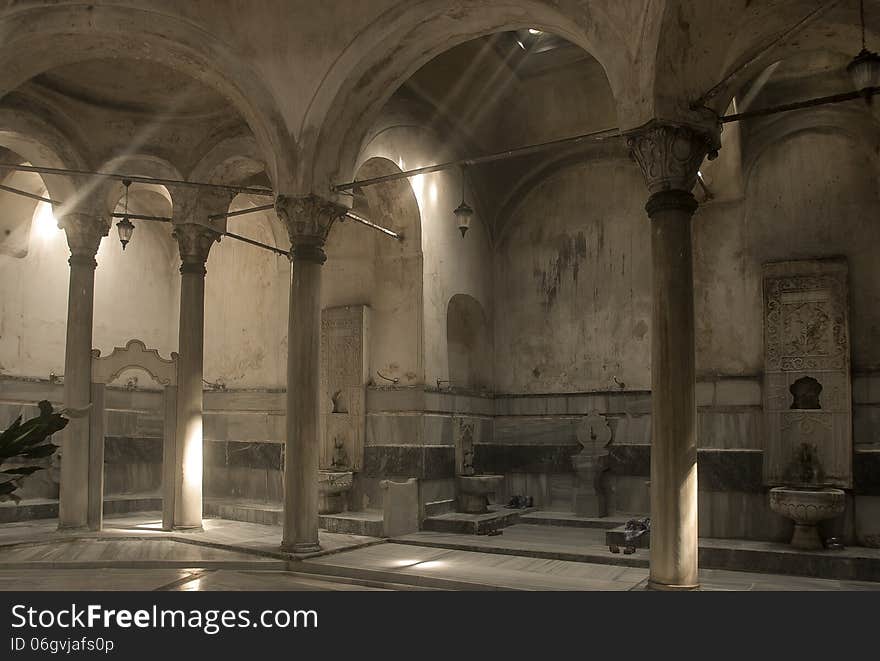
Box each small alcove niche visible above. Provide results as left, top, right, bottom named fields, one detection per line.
left=790, top=376, right=822, bottom=410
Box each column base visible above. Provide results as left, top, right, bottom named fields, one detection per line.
left=647, top=580, right=701, bottom=591
left=281, top=542, right=322, bottom=554
left=57, top=524, right=90, bottom=533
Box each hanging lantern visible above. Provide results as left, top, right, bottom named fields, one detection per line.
left=848, top=0, right=880, bottom=100
left=116, top=179, right=134, bottom=250
left=848, top=48, right=880, bottom=92
left=453, top=166, right=473, bottom=237
left=453, top=200, right=474, bottom=237
left=116, top=216, right=134, bottom=250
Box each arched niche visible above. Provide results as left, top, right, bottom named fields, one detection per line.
left=446, top=293, right=492, bottom=392
left=323, top=157, right=424, bottom=386
left=93, top=181, right=179, bottom=360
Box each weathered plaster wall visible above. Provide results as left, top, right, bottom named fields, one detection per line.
left=494, top=157, right=651, bottom=394
left=204, top=209, right=289, bottom=389
left=487, top=117, right=880, bottom=542
left=0, top=202, right=69, bottom=378
left=354, top=124, right=493, bottom=388
left=695, top=128, right=880, bottom=376
left=0, top=202, right=179, bottom=378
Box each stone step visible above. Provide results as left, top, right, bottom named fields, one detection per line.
left=320, top=511, right=384, bottom=537
left=424, top=499, right=455, bottom=517
left=0, top=494, right=161, bottom=524
left=203, top=500, right=283, bottom=526
left=520, top=511, right=632, bottom=530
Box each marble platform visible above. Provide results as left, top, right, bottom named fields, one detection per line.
left=422, top=505, right=536, bottom=535
left=204, top=498, right=384, bottom=536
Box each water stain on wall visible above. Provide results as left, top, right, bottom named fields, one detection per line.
left=533, top=231, right=588, bottom=309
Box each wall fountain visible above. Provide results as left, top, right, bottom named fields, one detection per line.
left=318, top=305, right=370, bottom=514
left=762, top=259, right=851, bottom=549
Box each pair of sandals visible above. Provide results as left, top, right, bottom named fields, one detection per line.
left=506, top=495, right=533, bottom=509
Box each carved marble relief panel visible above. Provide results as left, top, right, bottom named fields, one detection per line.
left=762, top=260, right=851, bottom=487
left=320, top=305, right=370, bottom=471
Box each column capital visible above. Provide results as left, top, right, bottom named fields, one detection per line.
left=626, top=121, right=721, bottom=195
left=275, top=194, right=348, bottom=264
left=57, top=212, right=107, bottom=266
left=172, top=223, right=221, bottom=274
left=169, top=186, right=234, bottom=235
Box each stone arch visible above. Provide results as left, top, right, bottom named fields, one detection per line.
left=301, top=0, right=634, bottom=193
left=100, top=154, right=180, bottom=220
left=650, top=0, right=876, bottom=121
left=0, top=107, right=85, bottom=202
left=189, top=135, right=268, bottom=187
left=446, top=293, right=492, bottom=391
left=0, top=3, right=292, bottom=188
left=744, top=117, right=880, bottom=186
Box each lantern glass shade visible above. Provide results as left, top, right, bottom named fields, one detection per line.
left=848, top=48, right=880, bottom=91
left=116, top=216, right=134, bottom=250
left=453, top=201, right=473, bottom=237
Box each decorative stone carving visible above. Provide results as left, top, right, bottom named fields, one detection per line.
left=572, top=412, right=613, bottom=517
left=56, top=212, right=107, bottom=263
left=769, top=487, right=846, bottom=550
left=455, top=418, right=477, bottom=476
left=626, top=121, right=720, bottom=194
left=172, top=223, right=221, bottom=273
left=320, top=305, right=370, bottom=472
left=275, top=194, right=348, bottom=263
left=762, top=259, right=852, bottom=488
left=90, top=339, right=178, bottom=386
left=170, top=186, right=234, bottom=235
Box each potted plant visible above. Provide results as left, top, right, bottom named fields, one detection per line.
left=0, top=400, right=68, bottom=503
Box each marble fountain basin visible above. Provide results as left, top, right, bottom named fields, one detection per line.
left=318, top=470, right=354, bottom=514
left=455, top=474, right=505, bottom=514
left=769, top=487, right=846, bottom=550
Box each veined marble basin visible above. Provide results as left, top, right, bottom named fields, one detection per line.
left=318, top=470, right=354, bottom=514
left=769, top=487, right=846, bottom=550
left=456, top=474, right=504, bottom=514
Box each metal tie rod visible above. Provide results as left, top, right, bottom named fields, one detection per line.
left=0, top=162, right=274, bottom=197
left=110, top=212, right=288, bottom=256
left=344, top=210, right=403, bottom=240
left=332, top=126, right=621, bottom=192
left=0, top=182, right=58, bottom=205
left=209, top=203, right=276, bottom=221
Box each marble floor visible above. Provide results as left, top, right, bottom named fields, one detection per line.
left=0, top=512, right=878, bottom=591
left=0, top=511, right=380, bottom=560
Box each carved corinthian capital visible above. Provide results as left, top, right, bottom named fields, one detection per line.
left=57, top=212, right=107, bottom=266
left=172, top=223, right=221, bottom=275
left=626, top=122, right=720, bottom=195
left=275, top=194, right=347, bottom=264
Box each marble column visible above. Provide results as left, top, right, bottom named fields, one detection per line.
left=170, top=223, right=220, bottom=529
left=627, top=122, right=719, bottom=590
left=57, top=212, right=106, bottom=530
left=275, top=194, right=346, bottom=553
